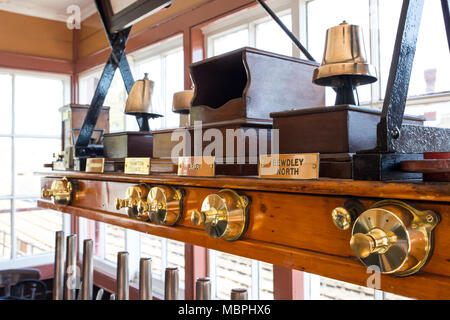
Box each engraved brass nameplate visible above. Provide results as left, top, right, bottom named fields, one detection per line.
left=86, top=158, right=105, bottom=173
left=178, top=156, right=215, bottom=177
left=125, top=158, right=151, bottom=175
left=259, top=153, right=320, bottom=180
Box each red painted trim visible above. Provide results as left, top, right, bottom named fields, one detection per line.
left=94, top=269, right=140, bottom=300
left=273, top=265, right=304, bottom=300
left=184, top=244, right=208, bottom=300
left=0, top=51, right=74, bottom=75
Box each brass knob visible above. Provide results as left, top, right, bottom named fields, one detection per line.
left=332, top=207, right=352, bottom=230
left=193, top=189, right=249, bottom=241
left=116, top=185, right=149, bottom=220
left=41, top=178, right=72, bottom=206
left=140, top=186, right=183, bottom=226
left=350, top=228, right=396, bottom=259
left=350, top=200, right=439, bottom=276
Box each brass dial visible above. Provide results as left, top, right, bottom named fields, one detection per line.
left=139, top=186, right=183, bottom=226
left=42, top=178, right=73, bottom=206
left=116, top=184, right=150, bottom=220
left=191, top=189, right=249, bottom=241
left=350, top=200, right=439, bottom=276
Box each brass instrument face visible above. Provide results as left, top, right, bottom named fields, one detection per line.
left=116, top=184, right=150, bottom=220
left=346, top=200, right=439, bottom=276
left=191, top=189, right=249, bottom=241
left=42, top=178, right=73, bottom=206
left=138, top=186, right=183, bottom=226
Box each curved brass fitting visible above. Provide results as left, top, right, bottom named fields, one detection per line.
left=349, top=200, right=439, bottom=276
left=191, top=189, right=249, bottom=241
left=116, top=184, right=150, bottom=220
left=41, top=178, right=73, bottom=206
left=139, top=186, right=183, bottom=226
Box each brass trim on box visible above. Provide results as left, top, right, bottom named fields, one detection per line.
left=138, top=186, right=183, bottom=226
left=191, top=189, right=249, bottom=241
left=337, top=199, right=440, bottom=277
left=116, top=184, right=150, bottom=220
left=41, top=177, right=73, bottom=206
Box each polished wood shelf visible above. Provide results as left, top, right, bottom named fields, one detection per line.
left=38, top=171, right=450, bottom=299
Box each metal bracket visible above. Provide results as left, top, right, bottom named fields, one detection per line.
left=75, top=1, right=138, bottom=158
left=360, top=0, right=450, bottom=155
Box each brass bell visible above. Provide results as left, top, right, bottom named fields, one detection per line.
left=313, top=21, right=377, bottom=105
left=125, top=73, right=163, bottom=131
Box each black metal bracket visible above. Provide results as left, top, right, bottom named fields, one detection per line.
left=75, top=1, right=137, bottom=158
left=359, top=0, right=450, bottom=155
left=442, top=0, right=450, bottom=50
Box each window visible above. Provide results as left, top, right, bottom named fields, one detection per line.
left=0, top=69, right=71, bottom=268
left=209, top=250, right=274, bottom=300
left=204, top=0, right=294, bottom=58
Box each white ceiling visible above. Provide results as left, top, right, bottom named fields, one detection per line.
left=0, top=0, right=97, bottom=22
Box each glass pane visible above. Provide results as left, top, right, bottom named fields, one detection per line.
left=259, top=262, right=274, bottom=300
left=141, top=233, right=163, bottom=277
left=15, top=200, right=63, bottom=257
left=0, top=74, right=12, bottom=134
left=212, top=28, right=249, bottom=57
left=215, top=252, right=253, bottom=300
left=0, top=200, right=11, bottom=260
left=319, top=276, right=375, bottom=300
left=104, top=71, right=127, bottom=133
left=15, top=138, right=60, bottom=196
left=307, top=0, right=371, bottom=104
left=380, top=0, right=450, bottom=97
left=105, top=224, right=126, bottom=263
left=79, top=74, right=100, bottom=105
left=256, top=14, right=293, bottom=56
left=164, top=50, right=184, bottom=129
left=79, top=218, right=103, bottom=258
left=0, top=138, right=12, bottom=196
left=136, top=58, right=164, bottom=130
left=14, top=75, right=63, bottom=136
left=167, top=240, right=185, bottom=284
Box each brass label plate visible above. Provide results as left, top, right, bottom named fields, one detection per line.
left=86, top=158, right=105, bottom=173
left=178, top=156, right=215, bottom=177
left=125, top=158, right=151, bottom=175
left=259, top=153, right=320, bottom=180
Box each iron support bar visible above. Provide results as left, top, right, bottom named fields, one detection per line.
left=256, top=0, right=315, bottom=62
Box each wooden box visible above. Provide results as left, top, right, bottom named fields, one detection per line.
left=60, top=104, right=110, bottom=151
left=151, top=119, right=273, bottom=176
left=189, top=47, right=325, bottom=125
left=103, top=132, right=153, bottom=159
left=271, top=105, right=424, bottom=154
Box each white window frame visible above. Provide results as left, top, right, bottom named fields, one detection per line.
left=203, top=0, right=300, bottom=59
left=208, top=249, right=272, bottom=300
left=0, top=68, right=71, bottom=269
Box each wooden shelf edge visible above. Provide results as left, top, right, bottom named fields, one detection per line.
left=36, top=171, right=450, bottom=203
left=38, top=200, right=450, bottom=300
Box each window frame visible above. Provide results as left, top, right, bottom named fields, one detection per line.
left=0, top=68, right=71, bottom=269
